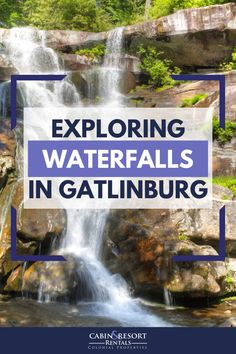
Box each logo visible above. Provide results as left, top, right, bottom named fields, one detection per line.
left=88, top=330, right=148, bottom=350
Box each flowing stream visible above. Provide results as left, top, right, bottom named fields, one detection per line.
left=0, top=27, right=168, bottom=326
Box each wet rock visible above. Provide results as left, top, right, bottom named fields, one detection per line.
left=0, top=120, right=15, bottom=188
left=0, top=180, right=66, bottom=280
left=4, top=265, right=24, bottom=292
left=0, top=56, right=17, bottom=81
left=0, top=81, right=25, bottom=119
left=12, top=182, right=67, bottom=242
left=62, top=53, right=92, bottom=71
left=220, top=317, right=236, bottom=327
left=71, top=69, right=136, bottom=98
left=21, top=254, right=79, bottom=299
left=120, top=71, right=137, bottom=94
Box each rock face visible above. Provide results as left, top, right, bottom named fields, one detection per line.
left=0, top=124, right=67, bottom=286
left=62, top=53, right=92, bottom=71
left=0, top=121, right=15, bottom=189
left=0, top=49, right=17, bottom=81
left=103, top=195, right=236, bottom=300
left=126, top=3, right=236, bottom=68
left=12, top=182, right=67, bottom=242
left=4, top=254, right=79, bottom=300
left=214, top=138, right=236, bottom=176
left=128, top=71, right=236, bottom=122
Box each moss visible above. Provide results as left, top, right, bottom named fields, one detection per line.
left=155, top=84, right=173, bottom=92
left=180, top=93, right=208, bottom=107
left=178, top=234, right=189, bottom=241
left=220, top=296, right=236, bottom=303
left=74, top=44, right=105, bottom=62
left=213, top=177, right=236, bottom=197
left=221, top=194, right=229, bottom=200
left=213, top=117, right=236, bottom=145
left=219, top=46, right=236, bottom=72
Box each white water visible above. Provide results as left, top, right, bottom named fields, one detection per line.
left=0, top=27, right=167, bottom=326
left=164, top=288, right=174, bottom=308
left=98, top=27, right=124, bottom=105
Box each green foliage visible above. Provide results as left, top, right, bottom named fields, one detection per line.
left=0, top=0, right=24, bottom=27
left=213, top=117, right=236, bottom=145
left=213, top=177, right=236, bottom=197
left=225, top=271, right=234, bottom=291
left=181, top=93, right=208, bottom=107
left=138, top=46, right=181, bottom=88
left=221, top=296, right=236, bottom=302
left=149, top=0, right=235, bottom=19
left=23, top=0, right=111, bottom=31
left=178, top=234, right=189, bottom=241
left=0, top=0, right=235, bottom=31
left=99, top=0, right=145, bottom=26
left=219, top=47, right=236, bottom=72
left=226, top=275, right=234, bottom=284
left=75, top=44, right=105, bottom=61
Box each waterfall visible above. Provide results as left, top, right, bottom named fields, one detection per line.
left=0, top=27, right=168, bottom=326
left=84, top=27, right=124, bottom=104
left=99, top=27, right=124, bottom=104
left=0, top=27, right=80, bottom=114
left=164, top=288, right=174, bottom=308
left=0, top=82, right=9, bottom=117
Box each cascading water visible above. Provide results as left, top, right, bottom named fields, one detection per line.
left=164, top=288, right=174, bottom=308
left=99, top=27, right=124, bottom=104
left=84, top=27, right=124, bottom=105
left=0, top=27, right=80, bottom=114
left=0, top=27, right=168, bottom=326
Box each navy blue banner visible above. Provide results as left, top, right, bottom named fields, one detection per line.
left=0, top=328, right=233, bottom=354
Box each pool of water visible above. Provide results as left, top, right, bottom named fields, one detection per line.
left=0, top=298, right=234, bottom=327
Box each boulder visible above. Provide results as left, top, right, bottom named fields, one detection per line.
left=0, top=56, right=16, bottom=81
left=20, top=254, right=79, bottom=299
left=12, top=181, right=67, bottom=242
left=213, top=138, right=236, bottom=176
left=61, top=53, right=92, bottom=71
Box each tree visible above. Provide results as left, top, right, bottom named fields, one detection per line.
left=99, top=0, right=145, bottom=26
left=149, top=0, right=236, bottom=19
left=0, top=0, right=24, bottom=27
left=23, top=0, right=111, bottom=31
